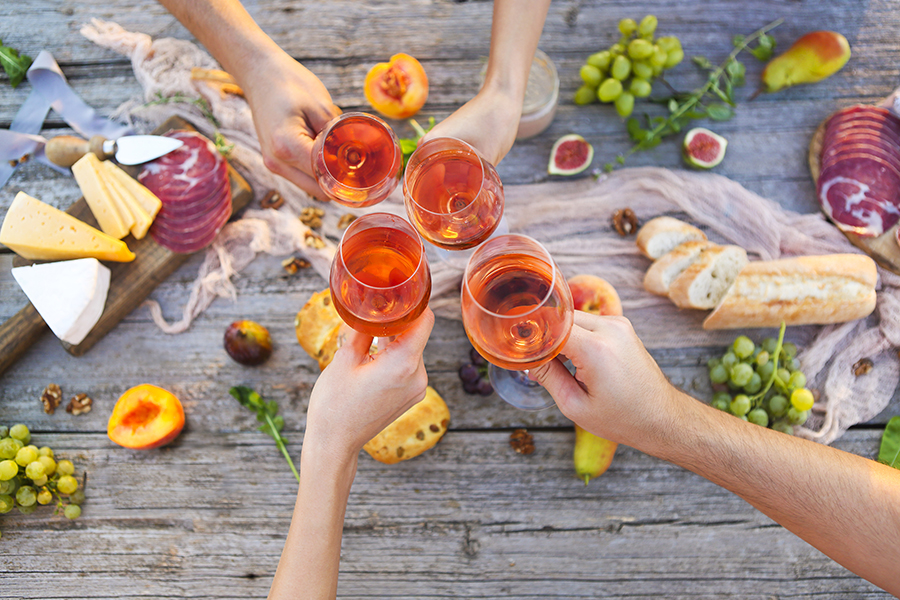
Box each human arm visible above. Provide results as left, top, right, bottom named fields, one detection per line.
left=267, top=309, right=435, bottom=600
left=531, top=311, right=900, bottom=596
left=423, top=0, right=552, bottom=165
left=157, top=0, right=340, bottom=198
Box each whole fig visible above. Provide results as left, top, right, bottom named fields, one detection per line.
left=224, top=320, right=273, bottom=366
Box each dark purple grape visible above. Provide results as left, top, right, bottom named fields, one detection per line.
left=470, top=348, right=487, bottom=367
left=458, top=364, right=480, bottom=383
left=476, top=379, right=493, bottom=396
left=462, top=380, right=479, bottom=394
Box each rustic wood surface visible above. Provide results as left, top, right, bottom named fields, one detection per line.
left=1, top=0, right=898, bottom=598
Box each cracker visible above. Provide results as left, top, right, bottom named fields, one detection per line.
left=364, top=386, right=450, bottom=465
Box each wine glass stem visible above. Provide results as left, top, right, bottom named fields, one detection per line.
left=372, top=336, right=395, bottom=354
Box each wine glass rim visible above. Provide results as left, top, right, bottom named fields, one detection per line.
left=462, top=233, right=559, bottom=320
left=337, top=212, right=428, bottom=291
left=320, top=112, right=402, bottom=193
left=402, top=136, right=487, bottom=217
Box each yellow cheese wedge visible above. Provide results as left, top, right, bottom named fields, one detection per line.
left=72, top=153, right=131, bottom=239
left=0, top=191, right=135, bottom=262
left=101, top=160, right=162, bottom=221
left=100, top=163, right=152, bottom=239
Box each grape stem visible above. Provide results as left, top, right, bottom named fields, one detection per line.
left=750, top=321, right=787, bottom=404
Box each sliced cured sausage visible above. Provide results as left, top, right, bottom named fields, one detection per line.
left=817, top=157, right=900, bottom=237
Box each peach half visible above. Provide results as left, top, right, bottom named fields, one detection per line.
left=108, top=384, right=185, bottom=450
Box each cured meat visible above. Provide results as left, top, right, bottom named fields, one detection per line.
left=818, top=157, right=900, bottom=236
left=150, top=208, right=230, bottom=253
left=826, top=105, right=900, bottom=129
left=822, top=148, right=900, bottom=177
left=138, top=131, right=227, bottom=201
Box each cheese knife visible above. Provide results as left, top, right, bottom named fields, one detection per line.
left=45, top=134, right=184, bottom=168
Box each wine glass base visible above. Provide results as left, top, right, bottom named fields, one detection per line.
left=428, top=215, right=510, bottom=269
left=489, top=363, right=555, bottom=411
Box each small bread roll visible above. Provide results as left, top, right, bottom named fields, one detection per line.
left=364, top=386, right=450, bottom=464
left=668, top=245, right=748, bottom=309
left=636, top=216, right=707, bottom=260
left=643, top=240, right=714, bottom=296
left=294, top=289, right=344, bottom=370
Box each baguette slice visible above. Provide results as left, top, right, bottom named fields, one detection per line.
left=703, top=254, right=877, bottom=330
left=643, top=240, right=714, bottom=296
left=636, top=216, right=707, bottom=260
left=668, top=245, right=748, bottom=309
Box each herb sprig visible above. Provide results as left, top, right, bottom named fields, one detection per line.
left=398, top=116, right=436, bottom=170
left=230, top=386, right=299, bottom=482
left=601, top=18, right=782, bottom=173
left=0, top=40, right=33, bottom=88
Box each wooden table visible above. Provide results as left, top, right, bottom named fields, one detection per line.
left=1, top=1, right=898, bottom=597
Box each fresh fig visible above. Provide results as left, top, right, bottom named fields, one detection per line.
left=548, top=134, right=594, bottom=176
left=682, top=127, right=727, bottom=169
left=224, top=320, right=273, bottom=366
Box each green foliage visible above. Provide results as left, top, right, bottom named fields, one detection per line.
left=878, top=416, right=900, bottom=469
left=0, top=40, right=33, bottom=88
left=230, top=386, right=299, bottom=482
left=398, top=116, right=436, bottom=171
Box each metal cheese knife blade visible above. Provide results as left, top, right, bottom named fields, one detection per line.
left=45, top=134, right=184, bottom=168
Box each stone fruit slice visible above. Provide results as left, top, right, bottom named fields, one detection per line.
left=548, top=134, right=594, bottom=175
left=364, top=53, right=429, bottom=120
left=683, top=127, right=728, bottom=169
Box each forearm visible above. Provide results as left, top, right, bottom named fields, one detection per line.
left=648, top=391, right=900, bottom=595
left=268, top=439, right=358, bottom=600
left=482, top=0, right=551, bottom=101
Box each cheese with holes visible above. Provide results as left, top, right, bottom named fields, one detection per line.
left=12, top=258, right=111, bottom=345
left=101, top=163, right=153, bottom=239
left=72, top=153, right=131, bottom=239
left=102, top=160, right=162, bottom=221
left=0, top=191, right=135, bottom=262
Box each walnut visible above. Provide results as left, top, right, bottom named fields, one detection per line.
left=8, top=159, right=17, bottom=168
left=66, top=393, right=92, bottom=416
left=612, top=208, right=639, bottom=236
left=281, top=256, right=311, bottom=274
left=260, top=189, right=284, bottom=210
left=852, top=358, right=874, bottom=377
left=300, top=207, right=325, bottom=229
left=40, top=384, right=62, bottom=414
left=18, top=154, right=29, bottom=164
left=304, top=231, right=326, bottom=249
left=509, top=429, right=535, bottom=455
left=337, top=213, right=357, bottom=230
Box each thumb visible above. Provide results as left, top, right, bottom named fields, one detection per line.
left=383, top=308, right=435, bottom=361
left=529, top=356, right=585, bottom=409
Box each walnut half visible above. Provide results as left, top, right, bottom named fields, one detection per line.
left=40, top=384, right=62, bottom=414
left=66, top=393, right=93, bottom=416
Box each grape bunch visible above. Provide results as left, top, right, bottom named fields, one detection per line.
left=707, top=335, right=815, bottom=436
left=575, top=15, right=685, bottom=117
left=0, top=424, right=85, bottom=534
left=458, top=348, right=494, bottom=396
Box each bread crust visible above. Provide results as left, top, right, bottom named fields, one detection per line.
left=363, top=386, right=450, bottom=464
left=668, top=245, right=748, bottom=309
left=636, top=216, right=707, bottom=259
left=703, top=254, right=877, bottom=329
left=643, top=240, right=714, bottom=296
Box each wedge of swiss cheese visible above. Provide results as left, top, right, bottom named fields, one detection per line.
left=72, top=153, right=131, bottom=239
left=100, top=160, right=161, bottom=239
left=0, top=191, right=135, bottom=262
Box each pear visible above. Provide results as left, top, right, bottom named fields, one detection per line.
left=763, top=31, right=851, bottom=93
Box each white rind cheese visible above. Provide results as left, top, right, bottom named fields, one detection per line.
left=12, top=258, right=111, bottom=345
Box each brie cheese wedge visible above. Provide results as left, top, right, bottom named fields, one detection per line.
left=12, top=258, right=111, bottom=345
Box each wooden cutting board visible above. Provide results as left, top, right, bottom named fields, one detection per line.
left=0, top=116, right=253, bottom=376
left=808, top=111, right=900, bottom=276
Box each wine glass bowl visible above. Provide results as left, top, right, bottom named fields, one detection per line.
left=330, top=213, right=431, bottom=338
left=403, top=137, right=504, bottom=250
left=312, top=112, right=403, bottom=207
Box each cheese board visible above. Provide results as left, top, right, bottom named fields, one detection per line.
left=0, top=116, right=252, bottom=376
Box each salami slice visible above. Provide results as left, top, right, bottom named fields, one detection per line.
left=825, top=121, right=900, bottom=147
left=824, top=130, right=900, bottom=153
left=155, top=181, right=231, bottom=220
left=151, top=207, right=230, bottom=254
left=826, top=105, right=900, bottom=130
left=138, top=131, right=227, bottom=201
left=152, top=195, right=232, bottom=235
left=822, top=147, right=900, bottom=177
left=818, top=157, right=900, bottom=236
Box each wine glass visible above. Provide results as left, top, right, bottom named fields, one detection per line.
left=460, top=234, right=574, bottom=410
left=311, top=112, right=403, bottom=207
left=402, top=137, right=505, bottom=253
left=330, top=212, right=431, bottom=338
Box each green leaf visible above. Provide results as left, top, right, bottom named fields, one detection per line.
left=710, top=83, right=734, bottom=106
left=603, top=163, right=614, bottom=173
left=750, top=34, right=776, bottom=62
left=878, top=416, right=900, bottom=468
left=706, top=102, right=734, bottom=121
left=0, top=41, right=33, bottom=88
left=398, top=139, right=418, bottom=154
left=692, top=55, right=713, bottom=70
left=732, top=34, right=746, bottom=48
left=725, top=59, right=746, bottom=87
left=616, top=155, right=625, bottom=165
left=626, top=117, right=646, bottom=141
left=667, top=99, right=679, bottom=113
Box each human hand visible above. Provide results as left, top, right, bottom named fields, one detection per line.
left=423, top=84, right=522, bottom=166
left=303, top=309, right=435, bottom=461
left=239, top=49, right=342, bottom=200
left=529, top=311, right=682, bottom=449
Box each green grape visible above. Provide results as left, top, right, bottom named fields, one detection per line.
left=772, top=421, right=794, bottom=435
left=614, top=92, right=635, bottom=117
left=787, top=407, right=810, bottom=426
left=38, top=456, right=56, bottom=476
left=38, top=446, right=53, bottom=458
left=610, top=55, right=632, bottom=80
left=16, top=485, right=36, bottom=507
left=743, top=372, right=762, bottom=394
left=730, top=394, right=751, bottom=416
left=730, top=363, right=753, bottom=387
left=732, top=335, right=755, bottom=359
left=638, top=15, right=658, bottom=37
left=721, top=352, right=738, bottom=370
left=31, top=475, right=47, bottom=487
left=782, top=342, right=798, bottom=359
left=768, top=395, right=788, bottom=418
left=9, top=424, right=30, bottom=444
left=64, top=504, right=82, bottom=520
left=18, top=503, right=37, bottom=515
left=0, top=480, right=10, bottom=494
left=574, top=85, right=598, bottom=105
left=775, top=368, right=791, bottom=387
left=709, top=363, right=728, bottom=384
left=707, top=357, right=722, bottom=370
left=656, top=36, right=681, bottom=53
left=57, top=460, right=75, bottom=477
left=580, top=64, right=603, bottom=87
left=0, top=460, right=18, bottom=481
left=37, top=488, right=53, bottom=505
left=630, top=78, right=652, bottom=98
left=788, top=371, right=807, bottom=390
left=0, top=438, right=18, bottom=460
left=15, top=446, right=38, bottom=467
left=610, top=43, right=626, bottom=56
left=791, top=388, right=815, bottom=411
left=649, top=46, right=668, bottom=68
left=3, top=477, right=17, bottom=494
left=761, top=337, right=778, bottom=354
left=0, top=426, right=7, bottom=439
left=726, top=379, right=742, bottom=391
left=57, top=475, right=78, bottom=495
left=69, top=489, right=86, bottom=506
left=25, top=461, right=45, bottom=480
left=755, top=351, right=769, bottom=367
left=597, top=78, right=623, bottom=102
left=757, top=360, right=775, bottom=382
left=747, top=408, right=769, bottom=427
left=587, top=50, right=612, bottom=71
left=786, top=357, right=802, bottom=372
left=627, top=38, right=654, bottom=60
left=632, top=60, right=653, bottom=80
left=664, top=48, right=684, bottom=69
left=652, top=62, right=664, bottom=76
left=0, top=493, right=13, bottom=514
left=712, top=391, right=732, bottom=406
left=618, top=18, right=637, bottom=36
left=711, top=397, right=730, bottom=412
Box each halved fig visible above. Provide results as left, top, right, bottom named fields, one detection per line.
left=683, top=127, right=727, bottom=169
left=548, top=134, right=594, bottom=176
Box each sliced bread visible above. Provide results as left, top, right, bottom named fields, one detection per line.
left=643, top=240, right=714, bottom=296
left=636, top=216, right=707, bottom=260
left=668, top=245, right=748, bottom=309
